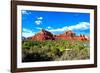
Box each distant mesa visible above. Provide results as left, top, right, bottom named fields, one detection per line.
left=28, top=29, right=89, bottom=41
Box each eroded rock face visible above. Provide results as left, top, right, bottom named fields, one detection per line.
left=55, top=30, right=76, bottom=40
left=32, top=29, right=54, bottom=41
left=31, top=29, right=89, bottom=41
left=74, top=35, right=89, bottom=41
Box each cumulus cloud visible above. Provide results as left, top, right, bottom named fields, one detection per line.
left=67, top=22, right=90, bottom=30
left=22, top=28, right=35, bottom=38
left=47, top=22, right=90, bottom=33
left=34, top=16, right=43, bottom=25
left=35, top=20, right=42, bottom=25
left=37, top=17, right=43, bottom=20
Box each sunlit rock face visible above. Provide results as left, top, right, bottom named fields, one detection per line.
left=32, top=29, right=54, bottom=41
left=31, top=29, right=89, bottom=41
left=55, top=30, right=76, bottom=40
left=74, top=35, right=89, bottom=41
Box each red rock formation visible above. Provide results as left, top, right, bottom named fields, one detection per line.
left=32, top=29, right=54, bottom=41
left=74, top=35, right=89, bottom=41
left=31, top=29, right=89, bottom=41
left=55, top=30, right=76, bottom=40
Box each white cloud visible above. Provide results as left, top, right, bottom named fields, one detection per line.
left=22, top=10, right=30, bottom=15
left=47, top=22, right=90, bottom=33
left=35, top=20, right=42, bottom=25
left=23, top=28, right=33, bottom=33
left=67, top=22, right=90, bottom=30
left=37, top=17, right=43, bottom=20
left=47, top=26, right=67, bottom=32
left=47, top=26, right=52, bottom=29
left=22, top=28, right=35, bottom=38
left=34, top=17, right=43, bottom=25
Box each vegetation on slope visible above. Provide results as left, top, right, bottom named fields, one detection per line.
left=22, top=40, right=90, bottom=62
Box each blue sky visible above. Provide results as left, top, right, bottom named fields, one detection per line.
left=22, top=10, right=90, bottom=38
